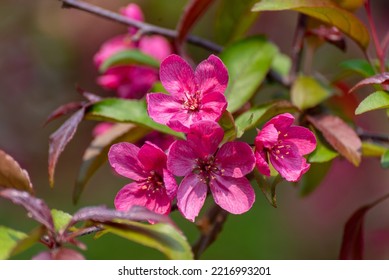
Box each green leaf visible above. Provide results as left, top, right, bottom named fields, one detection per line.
left=0, top=226, right=26, bottom=260
left=291, top=75, right=332, bottom=110
left=218, top=110, right=237, bottom=143
left=99, top=50, right=160, bottom=72
left=74, top=124, right=150, bottom=204
left=308, top=137, right=338, bottom=163
left=381, top=150, right=389, bottom=169
left=271, top=53, right=292, bottom=78
left=220, top=36, right=278, bottom=113
left=85, top=98, right=183, bottom=138
left=103, top=221, right=193, bottom=260
left=362, top=141, right=387, bottom=157
left=252, top=0, right=370, bottom=49
left=253, top=170, right=280, bottom=208
left=355, top=91, right=389, bottom=115
left=12, top=226, right=46, bottom=257
left=300, top=161, right=332, bottom=196
left=51, top=209, right=72, bottom=233
left=340, top=59, right=375, bottom=77
left=215, top=0, right=260, bottom=44
left=235, top=100, right=296, bottom=138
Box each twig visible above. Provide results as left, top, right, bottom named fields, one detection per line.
left=59, top=0, right=222, bottom=53
left=289, top=14, right=307, bottom=82
left=357, top=127, right=389, bottom=144
left=192, top=204, right=229, bottom=259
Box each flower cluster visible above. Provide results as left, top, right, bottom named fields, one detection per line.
left=108, top=53, right=317, bottom=222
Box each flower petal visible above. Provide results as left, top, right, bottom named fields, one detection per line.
left=195, top=54, right=229, bottom=95
left=186, top=121, right=224, bottom=158
left=177, top=173, right=208, bottom=222
left=93, top=35, right=134, bottom=67
left=138, top=142, right=167, bottom=172
left=167, top=110, right=201, bottom=133
left=264, top=113, right=294, bottom=132
left=284, top=126, right=317, bottom=155
left=120, top=3, right=144, bottom=22
left=139, top=35, right=172, bottom=62
left=216, top=142, right=255, bottom=177
left=146, top=93, right=182, bottom=125
left=269, top=143, right=310, bottom=182
left=163, top=168, right=178, bottom=200
left=108, top=142, right=145, bottom=180
left=255, top=149, right=271, bottom=176
left=255, top=123, right=279, bottom=149
left=199, top=92, right=227, bottom=122
left=160, top=54, right=196, bottom=98
left=167, top=140, right=197, bottom=176
left=210, top=176, right=255, bottom=215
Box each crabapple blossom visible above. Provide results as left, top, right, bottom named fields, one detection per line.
left=255, top=113, right=317, bottom=182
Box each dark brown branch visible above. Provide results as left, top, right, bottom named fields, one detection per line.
left=357, top=127, right=389, bottom=144
left=290, top=14, right=307, bottom=82
left=59, top=0, right=222, bottom=53
left=192, top=204, right=229, bottom=259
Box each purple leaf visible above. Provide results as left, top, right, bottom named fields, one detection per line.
left=349, top=72, right=389, bottom=93
left=44, top=101, right=85, bottom=126
left=0, top=189, right=54, bottom=232
left=76, top=86, right=102, bottom=103
left=48, top=108, right=85, bottom=187
left=339, top=193, right=389, bottom=259
left=0, top=150, right=34, bottom=194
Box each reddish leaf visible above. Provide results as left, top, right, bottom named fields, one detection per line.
left=32, top=248, right=84, bottom=260
left=306, top=25, right=346, bottom=51
left=0, top=189, right=54, bottom=231
left=44, top=101, right=85, bottom=126
left=175, top=0, right=215, bottom=52
left=0, top=150, right=34, bottom=194
left=339, top=193, right=389, bottom=259
left=76, top=86, right=102, bottom=103
left=349, top=72, right=389, bottom=93
left=48, top=108, right=85, bottom=187
left=307, top=114, right=361, bottom=166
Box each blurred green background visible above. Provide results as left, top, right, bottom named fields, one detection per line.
left=1, top=0, right=389, bottom=259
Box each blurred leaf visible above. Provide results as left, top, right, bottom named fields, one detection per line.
left=33, top=248, right=85, bottom=260
left=307, top=114, right=361, bottom=166
left=350, top=73, right=389, bottom=93
left=361, top=141, right=387, bottom=157
left=48, top=108, right=85, bottom=188
left=308, top=137, right=338, bottom=163
left=175, top=0, right=215, bottom=51
left=0, top=226, right=26, bottom=260
left=300, top=161, right=332, bottom=196
left=271, top=53, right=292, bottom=78
left=333, top=0, right=365, bottom=11
left=44, top=101, right=85, bottom=126
left=99, top=50, right=160, bottom=72
left=291, top=75, right=332, bottom=110
left=235, top=100, right=296, bottom=138
left=103, top=221, right=193, bottom=260
left=253, top=170, right=279, bottom=208
left=251, top=0, right=370, bottom=49
left=340, top=59, right=375, bottom=77
left=51, top=209, right=72, bottom=233
left=220, top=36, right=278, bottom=113
left=339, top=193, right=389, bottom=259
left=355, top=91, right=389, bottom=115
left=150, top=81, right=168, bottom=94
left=74, top=124, right=150, bottom=204
left=218, top=110, right=237, bottom=143
left=85, top=98, right=183, bottom=138
left=215, top=0, right=260, bottom=44
left=380, top=150, right=389, bottom=168
left=0, top=189, right=54, bottom=231
left=0, top=150, right=34, bottom=194
left=11, top=226, right=46, bottom=257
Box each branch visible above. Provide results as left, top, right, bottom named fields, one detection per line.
left=59, top=0, right=222, bottom=53
left=290, top=14, right=307, bottom=82
left=357, top=127, right=389, bottom=144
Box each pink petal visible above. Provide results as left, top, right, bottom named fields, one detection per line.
left=177, top=173, right=208, bottom=222
left=120, top=3, right=144, bottom=22
left=255, top=150, right=271, bottom=176
left=167, top=110, right=201, bottom=133
left=186, top=121, right=224, bottom=158
left=138, top=142, right=167, bottom=172
left=146, top=93, right=182, bottom=125
left=93, top=35, right=134, bottom=67
left=139, top=36, right=172, bottom=62
left=141, top=131, right=175, bottom=151
left=284, top=126, right=317, bottom=155
left=210, top=176, right=255, bottom=215
left=255, top=123, right=279, bottom=149
left=92, top=122, right=114, bottom=137
left=269, top=143, right=310, bottom=182
left=108, top=142, right=145, bottom=181
left=199, top=92, right=227, bottom=122
left=97, top=73, right=121, bottom=89
left=117, top=67, right=157, bottom=99
left=167, top=140, right=197, bottom=176
left=159, top=54, right=196, bottom=98
left=163, top=168, right=178, bottom=200
left=216, top=142, right=255, bottom=177
left=264, top=113, right=294, bottom=132
left=195, top=54, right=229, bottom=94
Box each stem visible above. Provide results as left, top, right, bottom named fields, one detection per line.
left=192, top=204, right=229, bottom=259
left=364, top=0, right=385, bottom=73
left=357, top=127, right=389, bottom=144
left=290, top=14, right=307, bottom=82
left=59, top=0, right=222, bottom=53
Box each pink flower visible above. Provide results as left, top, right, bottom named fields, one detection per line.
left=108, top=141, right=177, bottom=215
left=147, top=54, right=228, bottom=133
left=120, top=3, right=144, bottom=34
left=255, top=113, right=317, bottom=182
left=167, top=121, right=255, bottom=221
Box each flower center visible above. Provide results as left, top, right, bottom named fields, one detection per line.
left=182, top=91, right=201, bottom=112
left=194, top=156, right=225, bottom=184
left=138, top=171, right=164, bottom=197
left=272, top=132, right=291, bottom=160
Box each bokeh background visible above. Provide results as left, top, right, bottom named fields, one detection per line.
left=1, top=0, right=389, bottom=259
